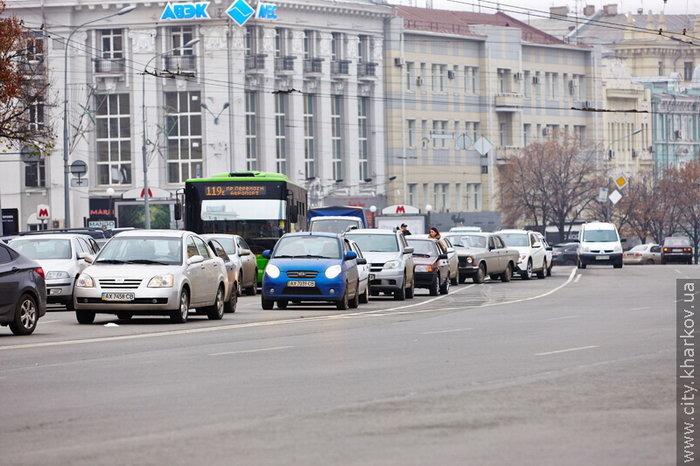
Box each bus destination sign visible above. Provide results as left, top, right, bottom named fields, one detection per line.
left=202, top=183, right=268, bottom=198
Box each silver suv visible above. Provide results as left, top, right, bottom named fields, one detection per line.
left=345, top=229, right=415, bottom=300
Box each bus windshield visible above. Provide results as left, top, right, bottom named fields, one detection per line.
left=201, top=199, right=285, bottom=221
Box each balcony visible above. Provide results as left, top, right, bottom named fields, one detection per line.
left=274, top=56, right=296, bottom=73
left=331, top=60, right=351, bottom=76
left=495, top=146, right=521, bottom=164
left=18, top=60, right=46, bottom=76
left=94, top=58, right=126, bottom=75
left=303, top=58, right=323, bottom=74
left=245, top=54, right=267, bottom=73
left=358, top=61, right=378, bottom=79
left=163, top=54, right=197, bottom=73
left=494, top=93, right=523, bottom=111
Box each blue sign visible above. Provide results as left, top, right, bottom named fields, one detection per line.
left=160, top=2, right=210, bottom=21
left=257, top=3, right=278, bottom=19
left=226, top=0, right=255, bottom=26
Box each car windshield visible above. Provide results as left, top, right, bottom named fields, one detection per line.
left=407, top=239, right=436, bottom=256
left=95, top=237, right=182, bottom=265
left=346, top=234, right=399, bottom=253
left=207, top=237, right=236, bottom=256
left=274, top=236, right=341, bottom=259
left=461, top=235, right=487, bottom=248
left=310, top=219, right=359, bottom=234
left=664, top=237, right=690, bottom=247
left=629, top=245, right=648, bottom=252
left=498, top=233, right=529, bottom=247
left=582, top=229, right=617, bottom=242
left=9, top=239, right=72, bottom=260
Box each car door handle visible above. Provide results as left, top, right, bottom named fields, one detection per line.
left=11, top=267, right=20, bottom=272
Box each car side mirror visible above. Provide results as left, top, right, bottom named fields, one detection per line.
left=77, top=252, right=88, bottom=260
left=356, top=257, right=367, bottom=265
left=344, top=251, right=358, bottom=261
left=240, top=248, right=252, bottom=256
left=262, top=250, right=271, bottom=259
left=546, top=246, right=553, bottom=251
left=532, top=243, right=541, bottom=248
left=447, top=247, right=455, bottom=253
left=403, top=247, right=414, bottom=254
left=187, top=255, right=204, bottom=265
left=621, top=238, right=627, bottom=243
left=82, top=254, right=94, bottom=263
left=438, top=253, right=448, bottom=260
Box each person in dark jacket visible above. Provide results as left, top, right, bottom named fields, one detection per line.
left=400, top=224, right=412, bottom=236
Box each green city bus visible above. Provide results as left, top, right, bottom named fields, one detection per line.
left=183, top=171, right=308, bottom=283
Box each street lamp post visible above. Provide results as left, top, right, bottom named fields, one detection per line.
left=62, top=5, right=135, bottom=228
left=141, top=38, right=200, bottom=229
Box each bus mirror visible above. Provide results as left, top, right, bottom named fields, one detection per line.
left=174, top=203, right=182, bottom=221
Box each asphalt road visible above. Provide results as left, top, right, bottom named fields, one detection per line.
left=1, top=264, right=697, bottom=465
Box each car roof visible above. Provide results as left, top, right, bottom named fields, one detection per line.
left=283, top=231, right=341, bottom=238
left=346, top=229, right=396, bottom=235
left=9, top=233, right=89, bottom=240
left=583, top=222, right=616, bottom=230
left=201, top=233, right=241, bottom=239
left=406, top=236, right=435, bottom=241
left=310, top=216, right=361, bottom=221
left=445, top=232, right=489, bottom=237
left=117, top=229, right=191, bottom=238
left=495, top=229, right=530, bottom=234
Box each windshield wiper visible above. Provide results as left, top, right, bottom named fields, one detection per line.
left=413, top=253, right=431, bottom=257
left=125, top=259, right=169, bottom=265
left=95, top=259, right=127, bottom=264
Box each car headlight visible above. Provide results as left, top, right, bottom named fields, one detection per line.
left=581, top=247, right=590, bottom=253
left=415, top=265, right=433, bottom=272
left=613, top=246, right=622, bottom=253
left=76, top=274, right=95, bottom=288
left=465, top=256, right=474, bottom=264
left=325, top=265, right=342, bottom=279
left=46, top=271, right=70, bottom=280
left=148, top=273, right=175, bottom=288
left=265, top=264, right=280, bottom=279
left=383, top=260, right=401, bottom=269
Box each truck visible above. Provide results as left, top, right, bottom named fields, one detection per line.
left=307, top=205, right=367, bottom=234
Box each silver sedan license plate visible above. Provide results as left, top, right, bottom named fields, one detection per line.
left=101, top=292, right=135, bottom=302
left=596, top=255, right=610, bottom=260
left=287, top=280, right=315, bottom=287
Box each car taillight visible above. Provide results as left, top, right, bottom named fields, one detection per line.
left=34, top=267, right=45, bottom=278
left=663, top=248, right=669, bottom=252
left=635, top=253, right=642, bottom=257
left=684, top=248, right=692, bottom=252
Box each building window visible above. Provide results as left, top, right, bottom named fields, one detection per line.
left=25, top=33, right=44, bottom=63
left=358, top=35, right=370, bottom=63
left=658, top=61, right=665, bottom=75
left=303, top=30, right=314, bottom=59
left=497, top=68, right=510, bottom=93
left=432, top=64, right=446, bottom=92
left=28, top=95, right=44, bottom=131
left=464, top=66, right=478, bottom=94
left=574, top=125, right=586, bottom=143
left=170, top=26, right=194, bottom=56
left=455, top=183, right=462, bottom=211
left=523, top=71, right=531, bottom=97
left=303, top=94, right=316, bottom=179
left=358, top=96, right=370, bottom=181
left=466, top=183, right=481, bottom=211
left=465, top=121, right=480, bottom=144
left=552, top=73, right=559, bottom=98
left=245, top=26, right=257, bottom=56
left=274, top=93, right=288, bottom=174
left=25, top=158, right=45, bottom=188
left=408, top=183, right=417, bottom=206
left=432, top=120, right=448, bottom=148
left=165, top=91, right=202, bottom=183
left=99, top=29, right=123, bottom=59
left=406, top=62, right=414, bottom=90
left=523, top=123, right=531, bottom=146
left=434, top=183, right=448, bottom=212
left=331, top=32, right=343, bottom=61
left=331, top=95, right=343, bottom=181
left=245, top=91, right=257, bottom=171
left=407, top=119, right=416, bottom=148
left=96, top=94, right=131, bottom=185
left=685, top=62, right=695, bottom=81
left=274, top=28, right=287, bottom=58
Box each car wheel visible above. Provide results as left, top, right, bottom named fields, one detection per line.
left=646, top=259, right=654, bottom=265
left=439, top=274, right=449, bottom=295
left=500, top=263, right=513, bottom=282
left=245, top=272, right=257, bottom=295
left=349, top=282, right=360, bottom=309
left=206, top=286, right=225, bottom=320
left=521, top=260, right=533, bottom=280
left=117, top=312, right=133, bottom=320
left=277, top=300, right=288, bottom=310
left=428, top=274, right=440, bottom=296
left=613, top=261, right=623, bottom=269
left=76, top=309, right=96, bottom=324
left=359, top=284, right=369, bottom=304
left=472, top=264, right=485, bottom=284
left=370, top=290, right=380, bottom=297
left=536, top=261, right=547, bottom=279
left=65, top=299, right=76, bottom=312
left=406, top=276, right=415, bottom=299
left=578, top=260, right=587, bottom=269
left=170, top=289, right=190, bottom=324
left=459, top=274, right=468, bottom=284
left=336, top=288, right=350, bottom=310
left=225, top=283, right=238, bottom=313
left=9, top=294, right=38, bottom=335
left=546, top=262, right=552, bottom=276
left=261, top=298, right=274, bottom=310
left=394, top=281, right=406, bottom=301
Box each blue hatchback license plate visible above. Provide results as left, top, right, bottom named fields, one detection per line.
left=287, top=280, right=315, bottom=287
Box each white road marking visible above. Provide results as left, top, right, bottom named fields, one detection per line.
left=546, top=315, right=580, bottom=322
left=674, top=268, right=683, bottom=274
left=535, top=345, right=599, bottom=356
left=0, top=270, right=578, bottom=352
left=421, top=328, right=473, bottom=335
left=208, top=346, right=294, bottom=357
left=39, top=320, right=61, bottom=324
left=574, top=274, right=581, bottom=283
left=630, top=306, right=650, bottom=311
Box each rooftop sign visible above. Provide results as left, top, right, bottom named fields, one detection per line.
left=159, top=1, right=278, bottom=25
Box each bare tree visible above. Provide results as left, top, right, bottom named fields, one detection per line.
left=669, top=161, right=700, bottom=263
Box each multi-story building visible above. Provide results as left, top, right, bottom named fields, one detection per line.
left=384, top=7, right=601, bottom=229
left=4, top=0, right=391, bottom=230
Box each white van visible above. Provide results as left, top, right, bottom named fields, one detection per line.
left=449, top=226, right=482, bottom=233
left=577, top=222, right=623, bottom=269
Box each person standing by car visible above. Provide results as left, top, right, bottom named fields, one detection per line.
left=428, top=227, right=449, bottom=251
left=400, top=224, right=412, bottom=236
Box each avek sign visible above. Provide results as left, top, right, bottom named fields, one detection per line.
left=160, top=2, right=211, bottom=21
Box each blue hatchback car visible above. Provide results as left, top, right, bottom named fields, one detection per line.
left=261, top=232, right=364, bottom=310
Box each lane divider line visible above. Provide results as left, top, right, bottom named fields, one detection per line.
left=535, top=345, right=599, bottom=356
left=208, top=346, right=294, bottom=356
left=574, top=274, right=581, bottom=283
left=546, top=315, right=580, bottom=322
left=421, top=328, right=473, bottom=335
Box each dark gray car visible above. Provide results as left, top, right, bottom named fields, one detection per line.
left=0, top=243, right=47, bottom=335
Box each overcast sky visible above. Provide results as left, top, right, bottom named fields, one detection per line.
left=407, top=0, right=700, bottom=18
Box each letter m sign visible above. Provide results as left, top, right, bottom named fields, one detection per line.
left=395, top=205, right=406, bottom=214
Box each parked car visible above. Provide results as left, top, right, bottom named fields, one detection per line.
left=577, top=222, right=624, bottom=269
left=347, top=240, right=370, bottom=303
left=661, top=236, right=694, bottom=264
left=623, top=244, right=662, bottom=265
left=552, top=243, right=579, bottom=266
left=8, top=234, right=97, bottom=311
left=406, top=237, right=450, bottom=295
left=446, top=233, right=519, bottom=284
left=205, top=239, right=239, bottom=313
left=309, top=216, right=363, bottom=234
left=261, top=232, right=363, bottom=310
left=449, top=226, right=481, bottom=233
left=495, top=229, right=549, bottom=279
left=201, top=234, right=257, bottom=295
left=345, top=229, right=415, bottom=300
left=0, top=243, right=47, bottom=335
left=410, top=234, right=459, bottom=285
left=74, top=230, right=228, bottom=324
left=14, top=228, right=111, bottom=248
left=534, top=232, right=553, bottom=276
